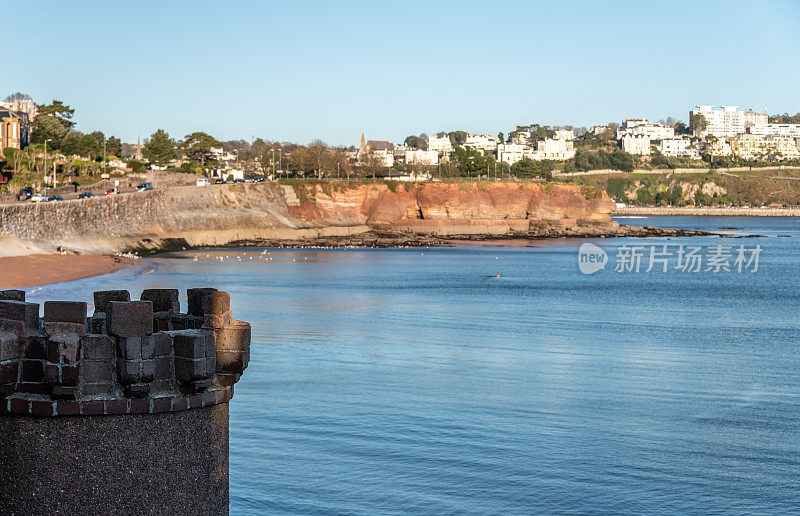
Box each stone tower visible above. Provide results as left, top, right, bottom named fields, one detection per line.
left=0, top=287, right=251, bottom=515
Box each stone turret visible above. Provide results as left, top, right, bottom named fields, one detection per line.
left=0, top=287, right=251, bottom=515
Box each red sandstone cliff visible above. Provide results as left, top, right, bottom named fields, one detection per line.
left=0, top=181, right=617, bottom=253
left=287, top=181, right=615, bottom=233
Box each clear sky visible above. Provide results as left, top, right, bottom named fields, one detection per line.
left=5, top=0, right=799, bottom=146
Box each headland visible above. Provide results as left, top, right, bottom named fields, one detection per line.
left=0, top=181, right=708, bottom=259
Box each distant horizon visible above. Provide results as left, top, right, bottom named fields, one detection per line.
left=5, top=0, right=799, bottom=146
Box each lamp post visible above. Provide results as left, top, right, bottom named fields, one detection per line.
left=43, top=138, right=52, bottom=194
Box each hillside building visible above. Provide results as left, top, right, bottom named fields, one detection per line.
left=621, top=134, right=651, bottom=155
left=731, top=134, right=800, bottom=160
left=427, top=134, right=453, bottom=154
left=690, top=105, right=745, bottom=138
left=657, top=137, right=700, bottom=159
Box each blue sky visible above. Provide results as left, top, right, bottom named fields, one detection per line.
left=5, top=0, right=799, bottom=146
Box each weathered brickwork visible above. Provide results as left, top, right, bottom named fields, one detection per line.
left=0, top=287, right=250, bottom=416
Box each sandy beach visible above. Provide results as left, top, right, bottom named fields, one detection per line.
left=0, top=254, right=132, bottom=289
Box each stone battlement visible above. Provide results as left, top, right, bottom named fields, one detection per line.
left=0, top=287, right=251, bottom=416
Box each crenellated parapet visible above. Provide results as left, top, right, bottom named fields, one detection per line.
left=0, top=287, right=251, bottom=416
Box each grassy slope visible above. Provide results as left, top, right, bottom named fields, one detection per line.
left=559, top=168, right=800, bottom=206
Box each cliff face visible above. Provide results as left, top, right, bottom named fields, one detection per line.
left=289, top=182, right=614, bottom=229
left=0, top=181, right=615, bottom=252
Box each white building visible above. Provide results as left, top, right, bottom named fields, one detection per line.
left=553, top=129, right=574, bottom=141
left=657, top=138, right=700, bottom=159
left=617, top=119, right=674, bottom=140
left=747, top=123, right=800, bottom=139
left=496, top=143, right=530, bottom=164
left=358, top=136, right=395, bottom=167
left=690, top=105, right=745, bottom=138
left=744, top=109, right=768, bottom=128
left=702, top=138, right=733, bottom=157
left=405, top=149, right=439, bottom=166
left=393, top=144, right=412, bottom=156
left=535, top=138, right=575, bottom=160
left=211, top=168, right=244, bottom=181
left=621, top=134, right=651, bottom=155
left=732, top=134, right=800, bottom=160
left=497, top=139, right=575, bottom=163
left=427, top=135, right=453, bottom=154
left=464, top=134, right=498, bottom=153
left=590, top=125, right=610, bottom=136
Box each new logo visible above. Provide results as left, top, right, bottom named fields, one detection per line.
left=578, top=243, right=608, bottom=275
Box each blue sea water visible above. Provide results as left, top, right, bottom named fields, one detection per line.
left=26, top=216, right=800, bottom=515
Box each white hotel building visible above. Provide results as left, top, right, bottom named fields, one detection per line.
left=747, top=123, right=800, bottom=139
left=427, top=135, right=453, bottom=154
left=657, top=138, right=700, bottom=159
left=690, top=106, right=746, bottom=138
left=617, top=119, right=674, bottom=141
left=621, top=134, right=651, bottom=155
left=464, top=134, right=499, bottom=153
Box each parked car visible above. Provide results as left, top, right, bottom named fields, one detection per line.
left=17, top=187, right=33, bottom=201
left=233, top=178, right=245, bottom=184
left=105, top=188, right=118, bottom=196
left=214, top=179, right=226, bottom=184
left=137, top=182, right=154, bottom=192
left=30, top=193, right=47, bottom=202
left=196, top=178, right=210, bottom=187
left=78, top=192, right=95, bottom=199
left=47, top=195, right=64, bottom=202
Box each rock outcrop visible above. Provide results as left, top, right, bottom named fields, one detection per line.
left=0, top=181, right=618, bottom=253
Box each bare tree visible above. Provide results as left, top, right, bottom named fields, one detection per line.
left=308, top=140, right=335, bottom=179
left=361, top=153, right=385, bottom=180
left=287, top=146, right=315, bottom=178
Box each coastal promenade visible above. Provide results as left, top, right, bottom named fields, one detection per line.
left=616, top=206, right=800, bottom=216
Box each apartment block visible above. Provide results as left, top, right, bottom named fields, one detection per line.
left=690, top=105, right=745, bottom=138
left=731, top=134, right=800, bottom=160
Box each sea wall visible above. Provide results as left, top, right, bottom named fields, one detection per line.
left=616, top=206, right=800, bottom=216
left=0, top=181, right=615, bottom=252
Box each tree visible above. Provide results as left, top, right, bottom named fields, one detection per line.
left=308, top=140, right=336, bottom=178
left=450, top=146, right=486, bottom=176
left=769, top=112, right=800, bottom=124
left=80, top=131, right=105, bottom=161
left=107, top=136, right=122, bottom=157
left=287, top=146, right=316, bottom=178
left=37, top=100, right=75, bottom=129
left=447, top=131, right=468, bottom=147
left=527, top=124, right=555, bottom=142
left=3, top=92, right=32, bottom=103
left=689, top=113, right=707, bottom=136
left=142, top=129, right=177, bottom=166
left=667, top=185, right=683, bottom=206
left=497, top=132, right=504, bottom=143
left=59, top=131, right=84, bottom=157
left=361, top=152, right=385, bottom=180
left=511, top=157, right=552, bottom=180
left=608, top=148, right=636, bottom=172
left=30, top=115, right=67, bottom=148
left=181, top=132, right=221, bottom=165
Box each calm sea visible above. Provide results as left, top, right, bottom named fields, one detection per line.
left=27, top=216, right=800, bottom=515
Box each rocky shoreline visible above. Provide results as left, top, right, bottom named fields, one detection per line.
left=220, top=224, right=716, bottom=250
